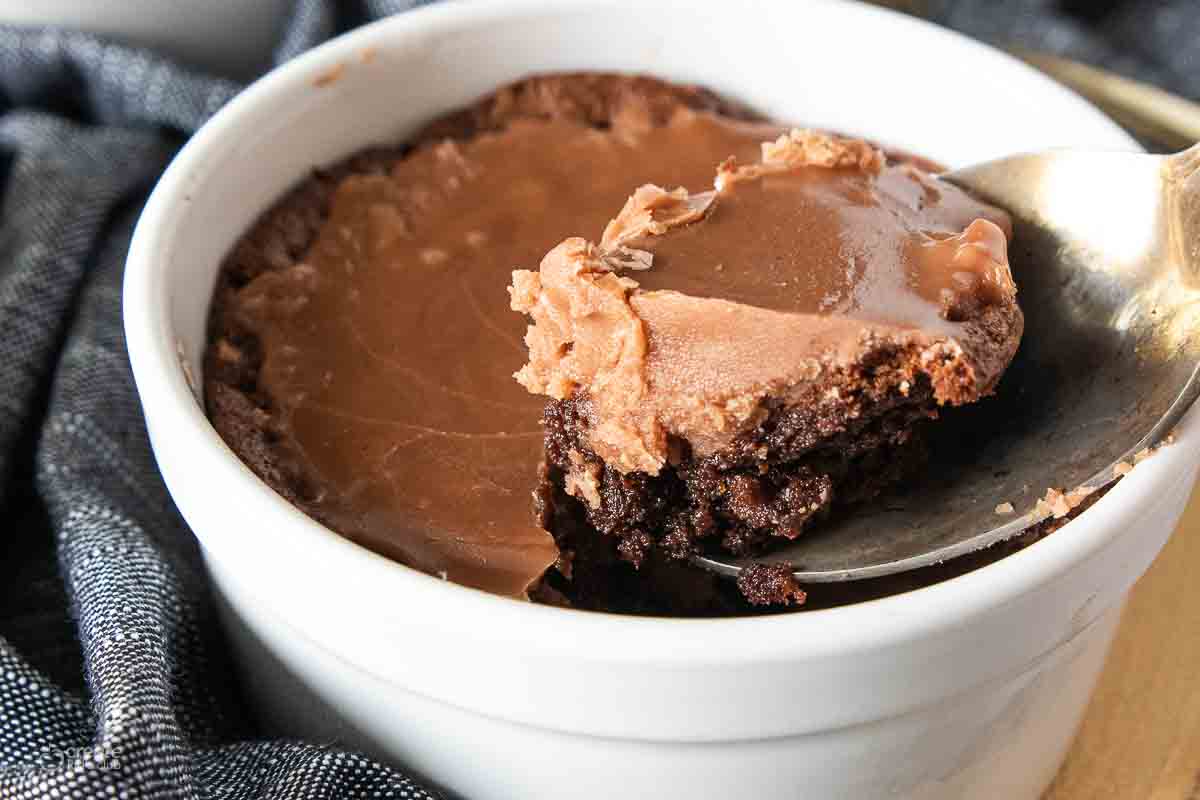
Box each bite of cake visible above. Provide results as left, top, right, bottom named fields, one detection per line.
left=510, top=129, right=1023, bottom=603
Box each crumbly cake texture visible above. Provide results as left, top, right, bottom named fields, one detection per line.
left=511, top=130, right=1024, bottom=604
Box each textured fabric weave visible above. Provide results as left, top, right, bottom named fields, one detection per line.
left=0, top=3, right=442, bottom=798
left=0, top=1, right=1194, bottom=798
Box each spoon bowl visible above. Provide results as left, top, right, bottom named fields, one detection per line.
left=696, top=144, right=1200, bottom=583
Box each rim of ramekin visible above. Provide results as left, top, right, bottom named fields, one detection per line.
left=125, top=0, right=1191, bottom=666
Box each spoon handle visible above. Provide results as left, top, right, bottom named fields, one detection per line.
left=1010, top=49, right=1200, bottom=151
left=1165, top=143, right=1200, bottom=286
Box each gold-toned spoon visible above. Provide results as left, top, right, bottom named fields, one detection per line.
left=696, top=142, right=1200, bottom=583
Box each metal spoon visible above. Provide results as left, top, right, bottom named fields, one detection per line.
left=695, top=143, right=1200, bottom=583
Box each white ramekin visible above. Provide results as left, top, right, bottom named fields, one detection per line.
left=123, top=2, right=1200, bottom=798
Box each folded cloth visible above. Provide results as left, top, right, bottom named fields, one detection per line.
left=0, top=4, right=443, bottom=799
left=0, top=1, right=1194, bottom=798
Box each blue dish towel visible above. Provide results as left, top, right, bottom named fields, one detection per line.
left=0, top=1, right=1195, bottom=798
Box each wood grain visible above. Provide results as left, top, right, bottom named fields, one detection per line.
left=1044, top=479, right=1200, bottom=799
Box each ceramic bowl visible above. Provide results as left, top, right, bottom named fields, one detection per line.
left=124, top=1, right=1200, bottom=797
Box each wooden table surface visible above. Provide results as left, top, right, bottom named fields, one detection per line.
left=1045, top=479, right=1200, bottom=798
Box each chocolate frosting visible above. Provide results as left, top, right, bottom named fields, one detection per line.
left=223, top=97, right=780, bottom=597
left=511, top=130, right=1020, bottom=475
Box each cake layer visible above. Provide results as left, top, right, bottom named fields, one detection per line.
left=511, top=131, right=1024, bottom=582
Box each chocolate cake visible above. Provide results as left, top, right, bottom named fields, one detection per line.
left=205, top=73, right=789, bottom=610
left=511, top=130, right=1023, bottom=605
left=205, top=72, right=1026, bottom=615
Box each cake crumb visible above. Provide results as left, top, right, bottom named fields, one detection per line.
left=564, top=449, right=603, bottom=509
left=1114, top=461, right=1133, bottom=477
left=437, top=570, right=448, bottom=581
left=1036, top=485, right=1096, bottom=519
left=1133, top=447, right=1153, bottom=464
left=737, top=563, right=807, bottom=607
left=313, top=62, right=346, bottom=88
left=994, top=502, right=1014, bottom=515
left=758, top=128, right=884, bottom=174
left=359, top=47, right=377, bottom=64
left=1035, top=488, right=1071, bottom=519
left=600, top=184, right=715, bottom=248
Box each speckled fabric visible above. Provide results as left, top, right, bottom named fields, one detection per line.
left=0, top=3, right=441, bottom=798
left=0, top=0, right=1194, bottom=798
